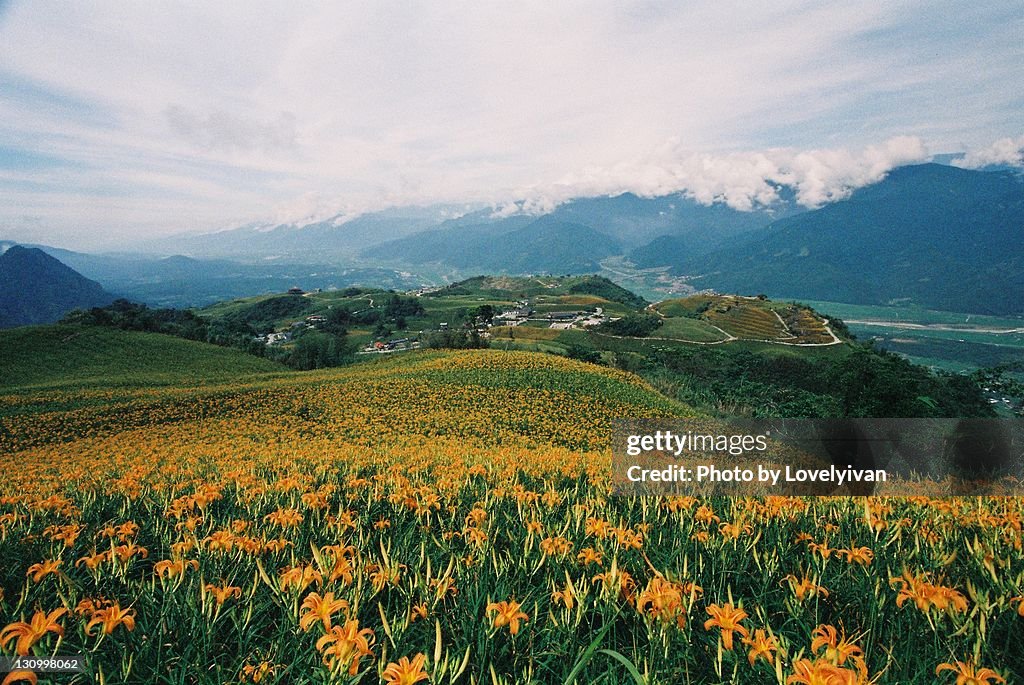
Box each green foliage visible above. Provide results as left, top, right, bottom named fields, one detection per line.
left=473, top=304, right=496, bottom=323
left=645, top=343, right=993, bottom=418
left=382, top=293, right=425, bottom=318
left=285, top=330, right=354, bottom=370
left=221, top=294, right=313, bottom=334
left=423, top=328, right=489, bottom=349
left=63, top=299, right=210, bottom=340
left=564, top=343, right=603, bottom=365
left=598, top=312, right=664, bottom=338
left=566, top=276, right=648, bottom=308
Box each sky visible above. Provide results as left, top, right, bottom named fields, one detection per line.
left=1, top=1, right=1022, bottom=251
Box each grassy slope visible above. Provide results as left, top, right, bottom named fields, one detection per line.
left=1, top=344, right=695, bottom=455
left=656, top=317, right=729, bottom=342
left=0, top=324, right=286, bottom=390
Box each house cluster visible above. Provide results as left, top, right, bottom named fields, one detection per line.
left=361, top=338, right=421, bottom=354
left=409, top=286, right=442, bottom=297
left=262, top=331, right=290, bottom=345
left=492, top=301, right=532, bottom=325
left=490, top=301, right=608, bottom=330
left=544, top=307, right=607, bottom=330
left=254, top=313, right=330, bottom=346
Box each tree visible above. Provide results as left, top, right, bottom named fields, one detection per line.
left=474, top=304, right=495, bottom=324
left=287, top=331, right=352, bottom=370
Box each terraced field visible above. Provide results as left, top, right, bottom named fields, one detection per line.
left=651, top=296, right=836, bottom=345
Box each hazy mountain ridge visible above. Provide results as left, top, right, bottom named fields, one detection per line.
left=0, top=242, right=426, bottom=309
left=0, top=245, right=116, bottom=328
left=659, top=164, right=1024, bottom=314
left=363, top=215, right=623, bottom=273
left=137, top=204, right=475, bottom=259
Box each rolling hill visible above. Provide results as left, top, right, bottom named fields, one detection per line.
left=654, top=164, right=1024, bottom=314
left=0, top=245, right=116, bottom=328
left=0, top=324, right=286, bottom=389
left=0, top=343, right=692, bottom=457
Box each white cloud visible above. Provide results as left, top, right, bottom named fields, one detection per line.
left=0, top=2, right=1020, bottom=249
left=164, top=106, right=298, bottom=154
left=520, top=136, right=930, bottom=212
left=953, top=136, right=1024, bottom=169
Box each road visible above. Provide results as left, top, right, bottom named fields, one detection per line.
left=845, top=320, right=1024, bottom=335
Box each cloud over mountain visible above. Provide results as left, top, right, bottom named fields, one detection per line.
left=516, top=136, right=930, bottom=213
left=954, top=136, right=1024, bottom=169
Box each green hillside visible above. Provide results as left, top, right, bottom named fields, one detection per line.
left=669, top=164, right=1024, bottom=314
left=31, top=274, right=1005, bottom=419
left=0, top=324, right=286, bottom=390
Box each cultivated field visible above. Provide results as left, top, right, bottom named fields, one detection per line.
left=1, top=347, right=1021, bottom=684
left=801, top=301, right=1024, bottom=373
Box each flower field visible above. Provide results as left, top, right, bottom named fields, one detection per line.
left=1, top=350, right=1022, bottom=684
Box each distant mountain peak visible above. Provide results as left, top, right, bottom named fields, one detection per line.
left=0, top=245, right=117, bottom=328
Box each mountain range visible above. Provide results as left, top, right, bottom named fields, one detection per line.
left=660, top=164, right=1023, bottom=314
left=2, top=162, right=1021, bottom=316
left=361, top=192, right=794, bottom=272
left=137, top=204, right=473, bottom=259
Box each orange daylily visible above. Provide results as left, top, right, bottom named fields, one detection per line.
left=783, top=575, right=829, bottom=602
left=381, top=653, right=430, bottom=685
left=204, top=583, right=242, bottom=606
left=299, top=591, right=350, bottom=632
left=316, top=619, right=375, bottom=675
left=0, top=608, right=67, bottom=655
left=892, top=572, right=969, bottom=616
left=935, top=661, right=1006, bottom=684
left=703, top=602, right=749, bottom=650
left=76, top=551, right=109, bottom=571
left=239, top=661, right=278, bottom=683
left=279, top=564, right=322, bottom=592
left=576, top=547, right=603, bottom=566
left=409, top=603, right=428, bottom=622
left=25, top=559, right=61, bottom=583
left=636, top=577, right=686, bottom=627
left=1, top=671, right=38, bottom=685
left=154, top=558, right=199, bottom=580
left=487, top=599, right=529, bottom=635
left=1011, top=595, right=1024, bottom=617
left=85, top=603, right=136, bottom=635
left=112, top=542, right=148, bottom=562
left=811, top=624, right=863, bottom=667
left=741, top=628, right=779, bottom=666
left=787, top=658, right=860, bottom=685
left=551, top=583, right=575, bottom=610
left=837, top=545, right=874, bottom=566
